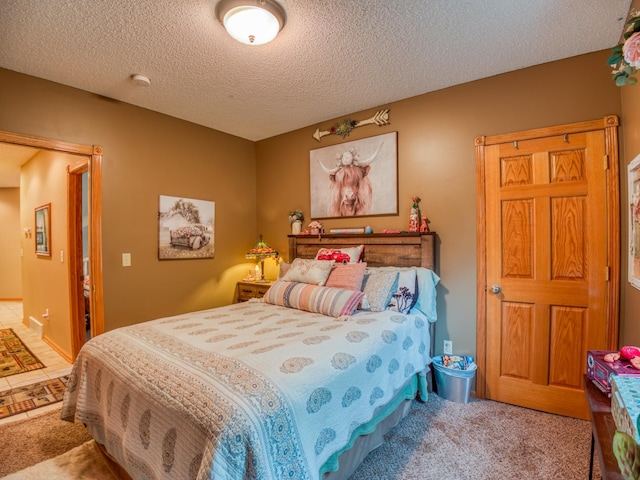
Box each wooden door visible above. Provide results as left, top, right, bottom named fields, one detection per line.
left=476, top=117, right=620, bottom=420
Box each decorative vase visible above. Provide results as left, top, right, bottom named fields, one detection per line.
left=409, top=206, right=420, bottom=232
left=291, top=220, right=302, bottom=235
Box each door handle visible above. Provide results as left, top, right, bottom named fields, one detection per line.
left=491, top=285, right=501, bottom=294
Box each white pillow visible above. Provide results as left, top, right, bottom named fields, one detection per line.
left=281, top=258, right=335, bottom=285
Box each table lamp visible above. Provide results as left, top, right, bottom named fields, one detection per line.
left=245, top=235, right=278, bottom=283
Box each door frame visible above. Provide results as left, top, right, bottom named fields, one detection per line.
left=474, top=115, right=620, bottom=399
left=0, top=130, right=104, bottom=360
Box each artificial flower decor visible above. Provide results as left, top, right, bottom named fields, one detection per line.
left=608, top=9, right=640, bottom=86
left=288, top=209, right=304, bottom=223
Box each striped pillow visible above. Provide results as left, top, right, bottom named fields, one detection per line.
left=263, top=280, right=365, bottom=318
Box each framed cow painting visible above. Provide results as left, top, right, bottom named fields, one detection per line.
left=309, top=131, right=398, bottom=219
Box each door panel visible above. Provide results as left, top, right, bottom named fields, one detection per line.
left=485, top=129, right=609, bottom=419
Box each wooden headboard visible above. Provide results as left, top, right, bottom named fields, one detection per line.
left=288, top=232, right=436, bottom=271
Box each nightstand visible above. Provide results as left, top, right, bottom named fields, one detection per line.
left=236, top=281, right=273, bottom=302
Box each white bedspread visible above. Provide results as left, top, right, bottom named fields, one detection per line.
left=61, top=301, right=431, bottom=480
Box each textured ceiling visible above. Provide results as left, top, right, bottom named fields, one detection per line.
left=0, top=0, right=632, bottom=145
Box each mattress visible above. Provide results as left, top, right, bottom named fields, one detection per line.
left=61, top=300, right=432, bottom=480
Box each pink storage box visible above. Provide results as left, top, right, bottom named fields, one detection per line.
left=587, top=350, right=640, bottom=397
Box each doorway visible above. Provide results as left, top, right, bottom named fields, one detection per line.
left=0, top=130, right=103, bottom=361
left=475, top=116, right=620, bottom=419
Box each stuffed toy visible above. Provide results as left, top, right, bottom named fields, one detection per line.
left=604, top=346, right=640, bottom=370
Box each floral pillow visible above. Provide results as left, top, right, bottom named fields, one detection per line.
left=281, top=258, right=335, bottom=285
left=315, top=245, right=364, bottom=264
left=325, top=262, right=367, bottom=291
left=360, top=270, right=398, bottom=311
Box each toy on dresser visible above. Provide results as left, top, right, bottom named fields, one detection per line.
left=587, top=347, right=640, bottom=397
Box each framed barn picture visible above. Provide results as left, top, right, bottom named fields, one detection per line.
left=158, top=195, right=215, bottom=260
left=309, top=131, right=398, bottom=219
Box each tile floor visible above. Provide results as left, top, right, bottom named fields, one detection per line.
left=0, top=300, right=73, bottom=425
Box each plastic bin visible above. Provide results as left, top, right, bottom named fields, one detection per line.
left=432, top=355, right=476, bottom=404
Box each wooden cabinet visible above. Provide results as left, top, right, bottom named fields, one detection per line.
left=585, top=376, right=624, bottom=479
left=236, top=281, right=272, bottom=302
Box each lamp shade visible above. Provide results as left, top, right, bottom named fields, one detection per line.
left=216, top=0, right=286, bottom=45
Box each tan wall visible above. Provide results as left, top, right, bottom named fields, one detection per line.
left=0, top=67, right=257, bottom=352
left=620, top=0, right=640, bottom=348
left=256, top=51, right=622, bottom=356
left=20, top=150, right=76, bottom=353
left=0, top=188, right=21, bottom=299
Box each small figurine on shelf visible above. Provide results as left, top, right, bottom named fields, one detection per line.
left=420, top=216, right=430, bottom=233
left=409, top=196, right=421, bottom=232
left=308, top=220, right=323, bottom=236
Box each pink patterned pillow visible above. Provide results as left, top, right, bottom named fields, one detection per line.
left=325, top=262, right=367, bottom=291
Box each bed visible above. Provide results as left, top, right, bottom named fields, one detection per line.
left=61, top=232, right=438, bottom=480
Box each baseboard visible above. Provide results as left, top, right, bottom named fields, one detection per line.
left=42, top=335, right=74, bottom=364
left=28, top=316, right=43, bottom=338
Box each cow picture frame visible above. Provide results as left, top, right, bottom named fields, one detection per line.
left=309, top=131, right=398, bottom=219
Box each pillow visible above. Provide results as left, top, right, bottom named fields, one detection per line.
left=263, top=281, right=365, bottom=318
left=386, top=269, right=418, bottom=314
left=325, top=262, right=367, bottom=291
left=281, top=258, right=335, bottom=285
left=278, top=261, right=291, bottom=279
left=366, top=267, right=440, bottom=321
left=414, top=267, right=440, bottom=322
left=315, top=245, right=364, bottom=264
left=360, top=270, right=398, bottom=311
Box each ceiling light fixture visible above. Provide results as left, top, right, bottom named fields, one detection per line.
left=215, top=0, right=286, bottom=45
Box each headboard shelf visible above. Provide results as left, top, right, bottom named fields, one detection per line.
left=288, top=232, right=436, bottom=270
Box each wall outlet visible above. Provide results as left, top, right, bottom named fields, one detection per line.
left=443, top=340, right=453, bottom=355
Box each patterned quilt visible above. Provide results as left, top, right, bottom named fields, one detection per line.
left=61, top=300, right=432, bottom=480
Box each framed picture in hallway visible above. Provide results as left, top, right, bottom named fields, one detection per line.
left=629, top=154, right=640, bottom=289
left=35, top=203, right=51, bottom=257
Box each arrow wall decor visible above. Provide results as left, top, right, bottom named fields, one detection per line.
left=313, top=109, right=390, bottom=142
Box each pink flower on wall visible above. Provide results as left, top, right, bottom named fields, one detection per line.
left=608, top=9, right=640, bottom=86
left=624, top=32, right=640, bottom=69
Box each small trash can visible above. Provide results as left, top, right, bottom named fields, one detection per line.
left=432, top=355, right=476, bottom=404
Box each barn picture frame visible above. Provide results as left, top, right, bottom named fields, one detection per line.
left=158, top=195, right=215, bottom=260
left=309, top=131, right=398, bottom=219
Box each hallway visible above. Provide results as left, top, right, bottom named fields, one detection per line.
left=0, top=301, right=72, bottom=425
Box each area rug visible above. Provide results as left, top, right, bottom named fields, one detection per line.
left=0, top=329, right=44, bottom=378
left=0, top=376, right=69, bottom=419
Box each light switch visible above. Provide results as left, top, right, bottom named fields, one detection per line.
left=122, top=253, right=132, bottom=267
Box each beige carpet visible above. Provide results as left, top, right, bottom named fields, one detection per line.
left=0, top=394, right=601, bottom=479
left=0, top=407, right=93, bottom=478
